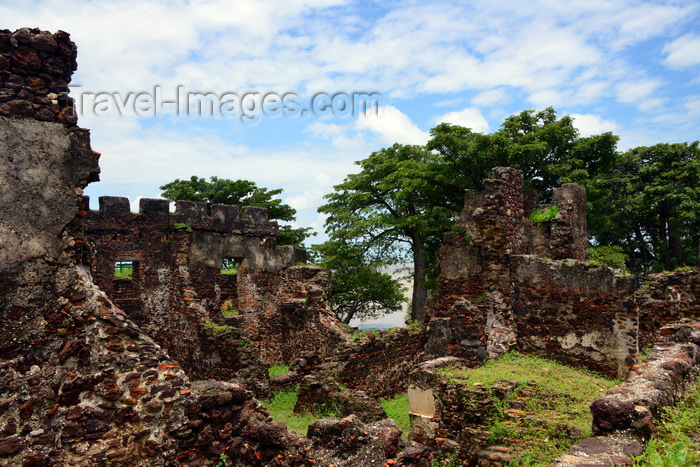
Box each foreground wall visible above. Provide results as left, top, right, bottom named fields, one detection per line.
left=0, top=29, right=433, bottom=466
left=0, top=114, right=290, bottom=465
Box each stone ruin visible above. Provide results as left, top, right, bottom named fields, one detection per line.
left=1, top=27, right=699, bottom=467
left=0, top=28, right=434, bottom=466
left=428, top=166, right=696, bottom=378
left=81, top=194, right=347, bottom=379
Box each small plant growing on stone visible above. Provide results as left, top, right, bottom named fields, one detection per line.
left=528, top=205, right=558, bottom=223
left=430, top=450, right=461, bottom=466
left=405, top=319, right=423, bottom=332
left=214, top=453, right=229, bottom=467
left=173, top=222, right=192, bottom=230
left=202, top=321, right=230, bottom=337
left=587, top=245, right=629, bottom=272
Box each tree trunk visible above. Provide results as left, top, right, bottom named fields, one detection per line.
left=341, top=305, right=358, bottom=325
left=410, top=234, right=428, bottom=323
left=659, top=202, right=672, bottom=271
left=667, top=218, right=684, bottom=267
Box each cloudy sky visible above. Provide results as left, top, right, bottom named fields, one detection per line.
left=4, top=0, right=699, bottom=241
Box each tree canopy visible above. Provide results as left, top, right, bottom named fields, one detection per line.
left=317, top=107, right=698, bottom=324
left=318, top=144, right=454, bottom=322
left=313, top=239, right=406, bottom=324
left=160, top=176, right=313, bottom=248
left=592, top=142, right=700, bottom=274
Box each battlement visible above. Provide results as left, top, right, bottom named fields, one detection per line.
left=82, top=195, right=277, bottom=235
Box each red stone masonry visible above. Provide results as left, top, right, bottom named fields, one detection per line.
left=0, top=28, right=78, bottom=124
left=429, top=167, right=699, bottom=379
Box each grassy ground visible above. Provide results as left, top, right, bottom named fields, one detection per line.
left=381, top=393, right=410, bottom=439
left=263, top=387, right=322, bottom=434
left=268, top=364, right=290, bottom=378
left=439, top=352, right=621, bottom=466
left=113, top=267, right=132, bottom=279
left=262, top=353, right=676, bottom=466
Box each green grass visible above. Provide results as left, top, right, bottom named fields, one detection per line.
left=380, top=393, right=410, bottom=439
left=439, top=352, right=620, bottom=466
left=220, top=267, right=237, bottom=275
left=264, top=387, right=325, bottom=435
left=114, top=268, right=132, bottom=279
left=268, top=364, right=290, bottom=378
left=633, top=383, right=700, bottom=467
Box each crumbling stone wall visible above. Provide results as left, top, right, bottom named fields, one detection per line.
left=0, top=29, right=434, bottom=464
left=636, top=268, right=700, bottom=350
left=84, top=195, right=347, bottom=370
left=0, top=114, right=294, bottom=466
left=554, top=321, right=700, bottom=466
left=430, top=168, right=626, bottom=371
left=338, top=328, right=429, bottom=399
left=430, top=168, right=699, bottom=379
left=511, top=256, right=638, bottom=377
left=0, top=28, right=78, bottom=124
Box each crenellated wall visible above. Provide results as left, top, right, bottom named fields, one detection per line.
left=83, top=195, right=347, bottom=369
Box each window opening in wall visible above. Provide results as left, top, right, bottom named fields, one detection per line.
left=114, top=261, right=133, bottom=280
left=220, top=258, right=240, bottom=317
left=221, top=258, right=238, bottom=275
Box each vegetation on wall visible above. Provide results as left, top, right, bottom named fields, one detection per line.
left=439, top=352, right=621, bottom=466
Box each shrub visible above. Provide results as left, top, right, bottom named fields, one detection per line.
left=529, top=205, right=558, bottom=223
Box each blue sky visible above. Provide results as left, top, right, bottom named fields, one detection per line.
left=4, top=0, right=700, bottom=243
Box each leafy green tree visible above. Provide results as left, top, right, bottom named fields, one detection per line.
left=318, top=144, right=454, bottom=323
left=320, top=108, right=620, bottom=322
left=428, top=107, right=618, bottom=205
left=160, top=176, right=313, bottom=247
left=593, top=142, right=699, bottom=273
left=313, top=239, right=406, bottom=324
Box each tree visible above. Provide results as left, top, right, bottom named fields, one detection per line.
left=320, top=108, right=621, bottom=322
left=592, top=142, right=699, bottom=274
left=427, top=107, right=619, bottom=204
left=313, top=239, right=406, bottom=324
left=318, top=144, right=454, bottom=323
left=160, top=176, right=313, bottom=248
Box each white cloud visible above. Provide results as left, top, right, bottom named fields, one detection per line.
left=569, top=113, right=621, bottom=136
left=616, top=79, right=662, bottom=106
left=664, top=34, right=700, bottom=68
left=434, top=107, right=489, bottom=133
left=472, top=89, right=509, bottom=107
left=356, top=105, right=429, bottom=146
